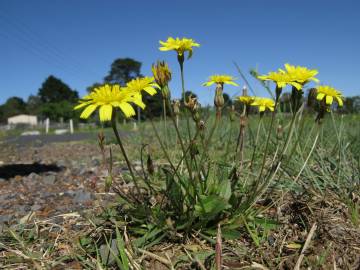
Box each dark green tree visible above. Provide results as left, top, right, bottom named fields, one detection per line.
left=38, top=75, right=78, bottom=103
left=26, top=95, right=42, bottom=115
left=104, top=58, right=142, bottom=85
left=341, top=95, right=360, bottom=113
left=223, top=93, right=232, bottom=107
left=86, top=82, right=103, bottom=93
left=0, top=97, right=27, bottom=122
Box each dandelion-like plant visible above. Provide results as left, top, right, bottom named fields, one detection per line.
left=74, top=84, right=145, bottom=122
left=251, top=97, right=276, bottom=113
left=159, top=37, right=200, bottom=59
left=202, top=74, right=239, bottom=87
left=281, top=63, right=319, bottom=86
left=316, top=85, right=343, bottom=107
left=75, top=84, right=146, bottom=194
left=258, top=71, right=302, bottom=91
left=237, top=96, right=255, bottom=106
left=123, top=77, right=160, bottom=96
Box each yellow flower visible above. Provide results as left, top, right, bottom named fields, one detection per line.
left=281, top=63, right=319, bottom=85
left=237, top=96, right=255, bottom=105
left=159, top=37, right=200, bottom=58
left=124, top=77, right=160, bottom=96
left=74, top=84, right=145, bottom=122
left=258, top=71, right=302, bottom=90
left=316, top=85, right=343, bottom=106
left=251, top=97, right=275, bottom=112
left=203, top=74, right=239, bottom=87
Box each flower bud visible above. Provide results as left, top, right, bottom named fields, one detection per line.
left=186, top=95, right=199, bottom=112
left=105, top=175, right=113, bottom=192
left=214, top=84, right=224, bottom=108
left=172, top=99, right=180, bottom=116
left=147, top=154, right=154, bottom=176
left=151, top=61, right=172, bottom=89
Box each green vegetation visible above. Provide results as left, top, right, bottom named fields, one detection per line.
left=1, top=37, right=359, bottom=269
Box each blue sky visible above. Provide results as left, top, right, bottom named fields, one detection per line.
left=0, top=0, right=359, bottom=105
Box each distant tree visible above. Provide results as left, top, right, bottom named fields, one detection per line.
left=341, top=95, right=360, bottom=113
left=0, top=107, right=4, bottom=123
left=0, top=96, right=27, bottom=122
left=38, top=75, right=78, bottom=103
left=26, top=95, right=42, bottom=115
left=40, top=100, right=79, bottom=121
left=142, top=91, right=163, bottom=119
left=86, top=82, right=103, bottom=93
left=223, top=93, right=232, bottom=107
left=104, top=58, right=142, bottom=85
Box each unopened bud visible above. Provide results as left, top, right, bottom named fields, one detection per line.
left=214, top=84, right=224, bottom=109
left=172, top=99, right=180, bottom=116
left=105, top=175, right=113, bottom=192
left=152, top=61, right=172, bottom=89
left=147, top=154, right=154, bottom=175
left=242, top=85, right=248, bottom=96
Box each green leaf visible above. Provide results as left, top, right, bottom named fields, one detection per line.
left=218, top=178, right=232, bottom=201
left=194, top=195, right=231, bottom=220
left=204, top=228, right=241, bottom=240
left=115, top=226, right=129, bottom=270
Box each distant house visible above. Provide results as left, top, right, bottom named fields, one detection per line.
left=7, top=114, right=38, bottom=126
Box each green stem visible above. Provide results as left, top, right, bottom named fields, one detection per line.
left=162, top=98, right=167, bottom=147
left=250, top=117, right=263, bottom=169
left=111, top=114, right=142, bottom=196
left=257, top=103, right=278, bottom=181
left=165, top=98, right=194, bottom=182
left=179, top=60, right=192, bottom=141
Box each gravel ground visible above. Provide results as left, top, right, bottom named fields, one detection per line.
left=0, top=134, right=125, bottom=228
left=1, top=131, right=115, bottom=146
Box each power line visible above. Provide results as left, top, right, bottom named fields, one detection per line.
left=0, top=10, right=101, bottom=82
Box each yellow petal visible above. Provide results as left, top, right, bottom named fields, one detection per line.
left=159, top=47, right=172, bottom=51
left=336, top=97, right=343, bottom=106
left=291, top=82, right=303, bottom=90
left=259, top=105, right=265, bottom=112
left=99, top=104, right=113, bottom=122
left=74, top=101, right=93, bottom=110
left=316, top=93, right=325, bottom=101
left=131, top=98, right=146, bottom=109
left=225, top=81, right=239, bottom=86
left=143, top=86, right=157, bottom=96
left=203, top=81, right=214, bottom=87
left=325, top=95, right=333, bottom=105
left=80, top=104, right=98, bottom=119
left=119, top=103, right=136, bottom=118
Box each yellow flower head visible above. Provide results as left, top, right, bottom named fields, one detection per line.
left=251, top=97, right=275, bottom=112
left=258, top=71, right=302, bottom=90
left=124, top=77, right=160, bottom=96
left=151, top=61, right=172, bottom=88
left=316, top=85, right=344, bottom=106
left=159, top=37, right=200, bottom=58
left=237, top=96, right=255, bottom=105
left=281, top=63, right=319, bottom=85
left=74, top=84, right=145, bottom=122
left=203, top=74, right=239, bottom=87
